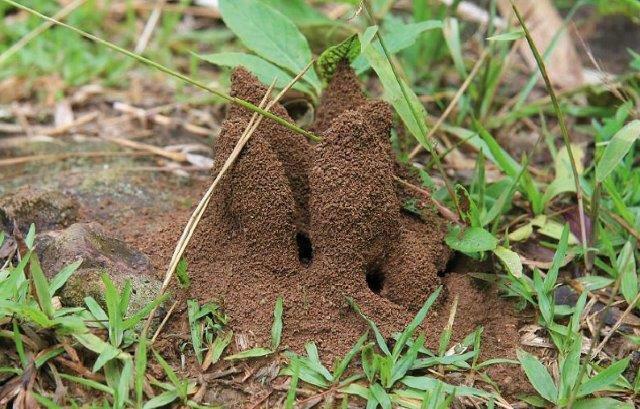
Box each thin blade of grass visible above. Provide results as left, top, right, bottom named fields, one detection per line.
left=510, top=1, right=588, bottom=267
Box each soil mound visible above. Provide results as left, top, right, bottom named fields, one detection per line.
left=183, top=63, right=522, bottom=377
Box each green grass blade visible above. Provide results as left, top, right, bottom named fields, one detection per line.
left=511, top=1, right=588, bottom=262
left=102, top=273, right=123, bottom=347
left=271, top=297, right=284, bottom=350
left=392, top=286, right=442, bottom=361
left=60, top=373, right=115, bottom=395
left=284, top=357, right=300, bottom=409
left=347, top=297, right=391, bottom=356
left=617, top=240, right=638, bottom=306
left=25, top=223, right=36, bottom=250
left=48, top=259, right=82, bottom=296
left=333, top=332, right=368, bottom=381
left=135, top=335, right=148, bottom=407
left=30, top=253, right=54, bottom=319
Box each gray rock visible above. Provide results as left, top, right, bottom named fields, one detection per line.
left=37, top=222, right=163, bottom=314
left=0, top=186, right=79, bottom=234
left=60, top=267, right=162, bottom=316
left=38, top=222, right=150, bottom=278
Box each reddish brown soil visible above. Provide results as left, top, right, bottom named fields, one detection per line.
left=165, top=63, right=526, bottom=394
left=142, top=63, right=530, bottom=401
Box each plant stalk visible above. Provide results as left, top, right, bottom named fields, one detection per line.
left=511, top=1, right=589, bottom=267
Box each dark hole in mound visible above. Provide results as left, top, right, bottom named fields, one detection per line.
left=366, top=265, right=385, bottom=294
left=296, top=232, right=313, bottom=264
left=282, top=99, right=314, bottom=127
left=439, top=255, right=457, bottom=277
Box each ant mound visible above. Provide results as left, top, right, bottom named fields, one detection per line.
left=184, top=63, right=522, bottom=379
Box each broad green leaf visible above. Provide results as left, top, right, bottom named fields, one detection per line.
left=196, top=52, right=313, bottom=95
left=445, top=226, right=498, bottom=253
left=34, top=347, right=64, bottom=368
left=352, top=20, right=442, bottom=73
left=359, top=26, right=429, bottom=149
left=260, top=0, right=332, bottom=27
left=281, top=359, right=330, bottom=388
left=304, top=342, right=332, bottom=382
left=509, top=223, right=533, bottom=242
left=271, top=297, right=284, bottom=350
left=487, top=30, right=525, bottom=41
left=49, top=259, right=82, bottom=296
left=617, top=240, right=638, bottom=306
left=84, top=296, right=108, bottom=324
left=122, top=293, right=168, bottom=330
left=73, top=333, right=125, bottom=372
left=225, top=347, right=272, bottom=360
left=30, top=254, right=54, bottom=319
left=116, top=358, right=132, bottom=409
left=12, top=321, right=27, bottom=368
left=317, top=34, right=360, bottom=81
left=340, top=383, right=375, bottom=401
left=443, top=18, right=466, bottom=77
left=543, top=145, right=585, bottom=204
left=390, top=334, right=425, bottom=387
left=175, top=257, right=190, bottom=288
left=401, top=376, right=492, bottom=398
left=578, top=358, right=630, bottom=397
left=473, top=120, right=520, bottom=177
left=558, top=336, right=582, bottom=402
left=576, top=276, right=614, bottom=291
left=218, top=0, right=321, bottom=93
left=153, top=349, right=182, bottom=394
left=370, top=383, right=392, bottom=409
left=205, top=330, right=233, bottom=368
left=142, top=390, right=179, bottom=409
left=493, top=246, right=523, bottom=278
left=596, top=120, right=640, bottom=182
left=102, top=274, right=123, bottom=347
left=573, top=398, right=633, bottom=409
left=33, top=393, right=63, bottom=409
left=517, top=349, right=558, bottom=403
left=536, top=217, right=580, bottom=245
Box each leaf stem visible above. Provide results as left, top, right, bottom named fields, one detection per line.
left=510, top=1, right=589, bottom=267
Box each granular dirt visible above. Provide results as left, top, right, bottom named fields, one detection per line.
left=170, top=62, right=529, bottom=396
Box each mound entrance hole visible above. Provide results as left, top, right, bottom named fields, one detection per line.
left=296, top=232, right=313, bottom=265
left=365, top=265, right=385, bottom=294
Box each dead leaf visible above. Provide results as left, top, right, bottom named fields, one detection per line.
left=54, top=100, right=74, bottom=128
left=498, top=0, right=584, bottom=89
